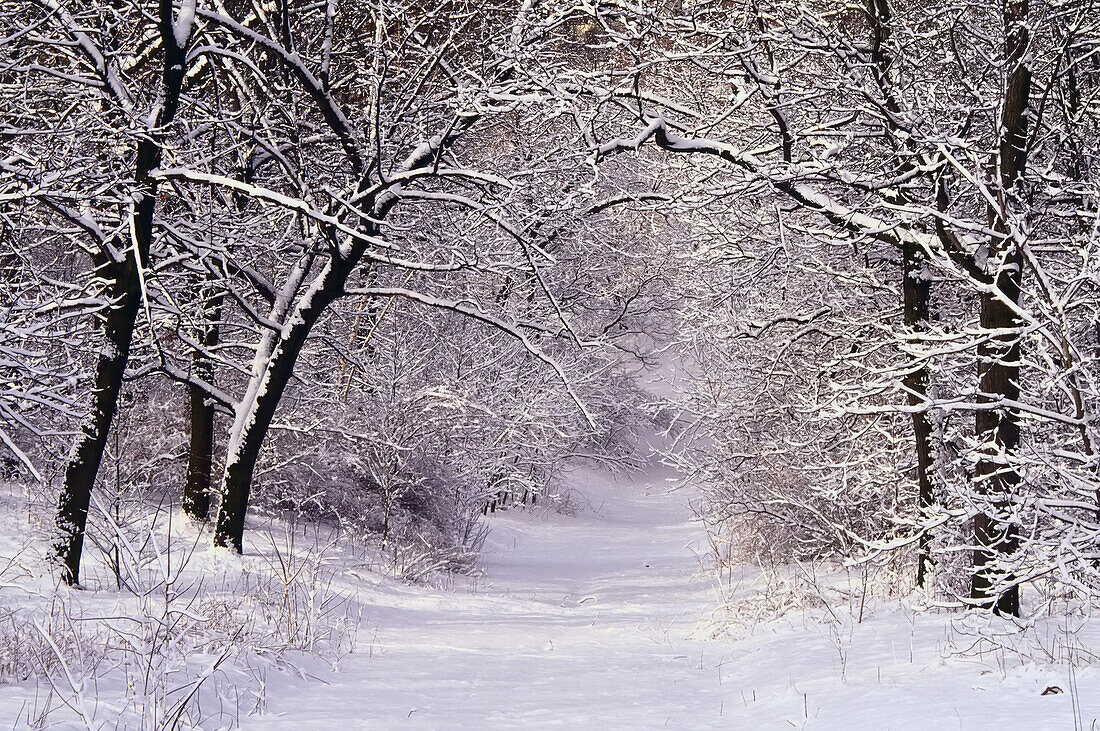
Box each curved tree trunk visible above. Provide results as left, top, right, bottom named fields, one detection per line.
left=213, top=260, right=350, bottom=551
left=55, top=251, right=143, bottom=584
left=207, top=107, right=466, bottom=552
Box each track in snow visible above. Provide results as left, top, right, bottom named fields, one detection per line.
left=251, top=463, right=733, bottom=728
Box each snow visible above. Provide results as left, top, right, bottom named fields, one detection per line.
left=245, top=466, right=1096, bottom=729
left=1, top=464, right=1097, bottom=728
left=251, top=464, right=724, bottom=728
left=173, top=0, right=196, bottom=50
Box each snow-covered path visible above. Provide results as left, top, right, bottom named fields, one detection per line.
left=249, top=462, right=1097, bottom=730
left=252, top=465, right=735, bottom=728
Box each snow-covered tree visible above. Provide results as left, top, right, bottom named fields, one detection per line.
left=582, top=0, right=1100, bottom=614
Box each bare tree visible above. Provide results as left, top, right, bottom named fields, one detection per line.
left=127, top=0, right=657, bottom=553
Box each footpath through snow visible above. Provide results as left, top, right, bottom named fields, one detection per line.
left=252, top=463, right=728, bottom=727
left=251, top=463, right=1097, bottom=730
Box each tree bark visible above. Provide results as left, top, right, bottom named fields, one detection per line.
left=902, top=240, right=935, bottom=588
left=55, top=251, right=143, bottom=584
left=183, top=293, right=223, bottom=521
left=866, top=0, right=936, bottom=587
left=53, top=3, right=189, bottom=585
left=970, top=0, right=1030, bottom=616
left=971, top=277, right=1023, bottom=616
left=213, top=259, right=350, bottom=551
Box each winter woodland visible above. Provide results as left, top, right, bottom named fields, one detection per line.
left=1, top=0, right=1100, bottom=727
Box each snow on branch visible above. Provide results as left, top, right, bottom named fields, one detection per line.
left=196, top=7, right=365, bottom=178
left=151, top=168, right=392, bottom=251
left=348, top=286, right=598, bottom=428
left=29, top=0, right=135, bottom=113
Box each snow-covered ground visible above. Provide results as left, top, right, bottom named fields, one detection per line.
left=249, top=465, right=1097, bottom=730
left=1, top=464, right=1097, bottom=729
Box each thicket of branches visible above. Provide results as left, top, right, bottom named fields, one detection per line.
left=568, top=0, right=1100, bottom=615
left=0, top=0, right=669, bottom=585
left=3, top=0, right=1100, bottom=619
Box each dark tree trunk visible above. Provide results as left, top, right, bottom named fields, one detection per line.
left=971, top=278, right=1023, bottom=616
left=970, top=0, right=1030, bottom=616
left=53, top=5, right=189, bottom=585
left=55, top=250, right=143, bottom=584
left=902, top=240, right=935, bottom=587
left=866, top=0, right=937, bottom=586
left=183, top=293, right=223, bottom=521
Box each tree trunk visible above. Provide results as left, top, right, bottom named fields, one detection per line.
left=970, top=0, right=1030, bottom=616
left=971, top=280, right=1023, bottom=616
left=54, top=251, right=143, bottom=584
left=208, top=115, right=453, bottom=552
left=213, top=260, right=350, bottom=551
left=866, top=0, right=937, bottom=587
left=183, top=293, right=223, bottom=521
left=902, top=240, right=935, bottom=587
left=53, top=8, right=189, bottom=585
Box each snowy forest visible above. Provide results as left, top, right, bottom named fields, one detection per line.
left=2, top=0, right=1099, bottom=726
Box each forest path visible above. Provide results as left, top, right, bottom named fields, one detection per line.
left=249, top=455, right=1093, bottom=730
left=252, top=462, right=740, bottom=728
